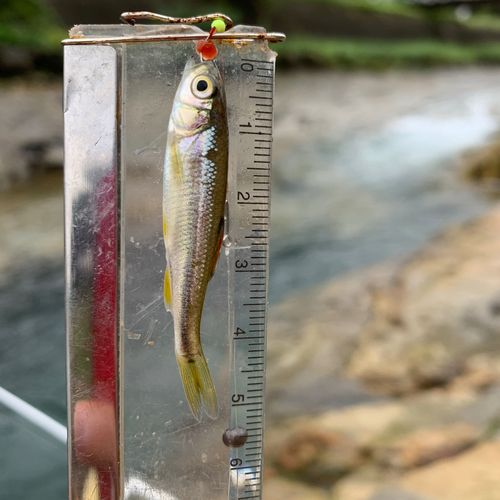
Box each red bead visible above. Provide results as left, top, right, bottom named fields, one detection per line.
left=196, top=39, right=218, bottom=60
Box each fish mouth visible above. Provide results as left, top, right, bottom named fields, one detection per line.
left=184, top=55, right=216, bottom=71
left=184, top=55, right=199, bottom=70
left=184, top=55, right=218, bottom=73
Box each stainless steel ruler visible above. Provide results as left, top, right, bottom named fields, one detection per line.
left=227, top=56, right=275, bottom=499
left=64, top=16, right=284, bottom=500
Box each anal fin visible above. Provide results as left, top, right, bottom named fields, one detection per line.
left=209, top=217, right=224, bottom=281
left=164, top=266, right=172, bottom=312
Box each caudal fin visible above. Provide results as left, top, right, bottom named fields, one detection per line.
left=176, top=354, right=218, bottom=421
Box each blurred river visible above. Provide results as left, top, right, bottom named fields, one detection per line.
left=2, top=67, right=500, bottom=498
left=270, top=68, right=500, bottom=301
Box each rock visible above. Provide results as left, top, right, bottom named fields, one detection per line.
left=348, top=206, right=500, bottom=395
left=299, top=403, right=405, bottom=447
left=333, top=473, right=381, bottom=500
left=265, top=402, right=405, bottom=488
left=264, top=203, right=500, bottom=489
left=266, top=377, right=385, bottom=422
left=460, top=383, right=500, bottom=429
left=265, top=388, right=498, bottom=491
left=448, top=355, right=500, bottom=394
left=262, top=476, right=331, bottom=500
left=462, top=138, right=500, bottom=192
left=373, top=423, right=480, bottom=470
left=368, top=388, right=481, bottom=437
left=267, top=205, right=500, bottom=410
left=368, top=487, right=432, bottom=500
left=266, top=264, right=392, bottom=418
left=332, top=470, right=434, bottom=500
left=401, top=442, right=500, bottom=500
left=274, top=429, right=363, bottom=486
left=265, top=402, right=405, bottom=462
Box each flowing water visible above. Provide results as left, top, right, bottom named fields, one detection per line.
left=2, top=68, right=500, bottom=498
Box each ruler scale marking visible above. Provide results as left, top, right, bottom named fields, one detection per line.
left=229, top=55, right=274, bottom=500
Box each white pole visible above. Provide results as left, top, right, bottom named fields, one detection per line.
left=0, top=386, right=67, bottom=444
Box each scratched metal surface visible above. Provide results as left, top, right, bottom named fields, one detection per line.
left=66, top=23, right=275, bottom=500
left=64, top=44, right=121, bottom=499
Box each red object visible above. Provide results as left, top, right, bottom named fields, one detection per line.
left=89, top=169, right=118, bottom=499
left=196, top=39, right=218, bottom=60
left=196, top=27, right=218, bottom=60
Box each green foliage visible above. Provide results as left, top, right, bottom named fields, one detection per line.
left=276, top=36, right=500, bottom=69
left=271, top=0, right=500, bottom=32
left=461, top=10, right=500, bottom=31
left=0, top=0, right=66, bottom=51
left=303, top=0, right=423, bottom=18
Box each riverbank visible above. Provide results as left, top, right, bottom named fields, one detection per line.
left=264, top=201, right=500, bottom=500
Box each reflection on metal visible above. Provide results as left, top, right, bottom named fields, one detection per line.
left=0, top=386, right=67, bottom=444
left=65, top=44, right=120, bottom=500
left=82, top=467, right=101, bottom=500
left=119, top=11, right=234, bottom=30
left=65, top=18, right=281, bottom=500
left=124, top=476, right=178, bottom=500
left=229, top=464, right=259, bottom=495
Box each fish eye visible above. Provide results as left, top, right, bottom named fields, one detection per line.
left=197, top=80, right=208, bottom=92
left=192, top=75, right=216, bottom=99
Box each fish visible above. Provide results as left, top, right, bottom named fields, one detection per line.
left=163, top=56, right=228, bottom=421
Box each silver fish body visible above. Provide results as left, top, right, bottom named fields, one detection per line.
left=163, top=57, right=228, bottom=420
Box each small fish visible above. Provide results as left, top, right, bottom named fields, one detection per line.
left=163, top=57, right=228, bottom=421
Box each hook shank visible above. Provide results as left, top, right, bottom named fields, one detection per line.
left=120, top=12, right=233, bottom=30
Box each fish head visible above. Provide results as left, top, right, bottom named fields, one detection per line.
left=171, top=57, right=225, bottom=135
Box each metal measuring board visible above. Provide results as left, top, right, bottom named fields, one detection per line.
left=64, top=16, right=285, bottom=500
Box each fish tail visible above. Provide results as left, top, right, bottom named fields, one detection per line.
left=176, top=353, right=218, bottom=421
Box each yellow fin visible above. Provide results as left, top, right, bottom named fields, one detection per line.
left=176, top=354, right=218, bottom=421
left=164, top=267, right=172, bottom=312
